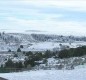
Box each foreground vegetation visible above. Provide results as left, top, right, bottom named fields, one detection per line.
left=1, top=46, right=86, bottom=73
left=58, top=46, right=86, bottom=58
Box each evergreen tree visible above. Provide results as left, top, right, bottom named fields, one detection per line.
left=17, top=48, right=21, bottom=52
left=8, top=49, right=11, bottom=52
left=20, top=45, right=23, bottom=48
left=5, top=59, right=14, bottom=68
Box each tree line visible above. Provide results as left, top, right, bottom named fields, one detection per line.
left=1, top=46, right=86, bottom=73
left=58, top=46, right=86, bottom=58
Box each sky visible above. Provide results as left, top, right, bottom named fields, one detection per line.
left=0, top=0, right=86, bottom=36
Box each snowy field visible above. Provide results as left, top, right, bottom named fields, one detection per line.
left=0, top=41, right=86, bottom=52
left=0, top=68, right=86, bottom=80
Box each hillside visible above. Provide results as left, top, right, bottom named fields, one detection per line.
left=0, top=32, right=86, bottom=52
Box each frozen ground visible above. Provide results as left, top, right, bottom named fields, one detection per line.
left=0, top=68, right=86, bottom=80
left=0, top=41, right=86, bottom=52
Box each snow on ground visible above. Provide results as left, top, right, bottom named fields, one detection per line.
left=26, top=42, right=86, bottom=51
left=24, top=42, right=86, bottom=51
left=0, top=68, right=86, bottom=80
left=75, top=64, right=86, bottom=69
left=0, top=41, right=86, bottom=51
left=28, top=42, right=59, bottom=51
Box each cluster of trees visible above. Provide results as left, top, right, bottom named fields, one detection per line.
left=31, top=34, right=54, bottom=42
left=24, top=46, right=86, bottom=60
left=24, top=50, right=55, bottom=67
left=8, top=45, right=23, bottom=52
left=0, top=50, right=56, bottom=73
left=31, top=34, right=86, bottom=42
left=0, top=32, right=20, bottom=44
left=58, top=46, right=86, bottom=58
left=5, top=59, right=23, bottom=69
left=0, top=59, right=23, bottom=73
left=5, top=46, right=86, bottom=71
left=1, top=46, right=86, bottom=72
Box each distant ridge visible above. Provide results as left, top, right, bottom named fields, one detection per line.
left=25, top=30, right=46, bottom=32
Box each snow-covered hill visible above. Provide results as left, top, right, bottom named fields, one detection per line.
left=0, top=32, right=86, bottom=52
left=0, top=68, right=86, bottom=80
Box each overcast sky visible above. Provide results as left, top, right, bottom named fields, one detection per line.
left=0, top=0, right=86, bottom=36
